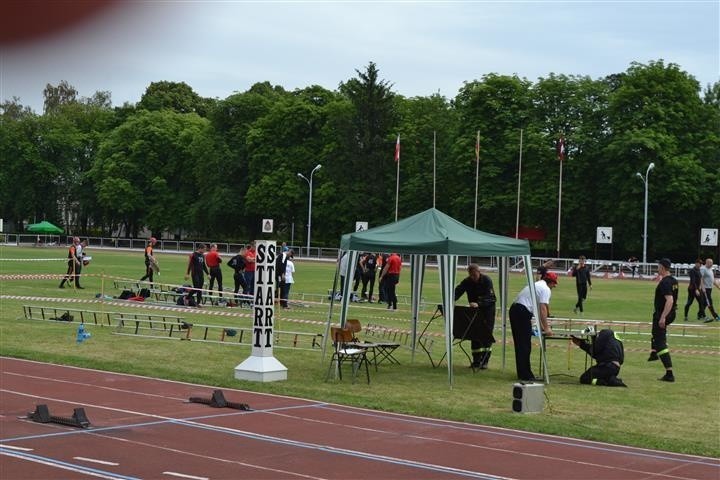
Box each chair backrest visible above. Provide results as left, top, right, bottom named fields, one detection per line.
left=345, top=319, right=362, bottom=340
left=330, top=326, right=353, bottom=346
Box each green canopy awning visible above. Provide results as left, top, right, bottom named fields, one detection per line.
left=26, top=221, right=64, bottom=234
left=340, top=208, right=530, bottom=256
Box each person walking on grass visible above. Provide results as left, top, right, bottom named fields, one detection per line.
left=571, top=255, right=592, bottom=315
left=648, top=258, right=678, bottom=382
left=684, top=258, right=706, bottom=321
left=59, top=237, right=82, bottom=289
left=700, top=258, right=720, bottom=322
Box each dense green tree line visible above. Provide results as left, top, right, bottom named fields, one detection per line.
left=1, top=60, right=718, bottom=260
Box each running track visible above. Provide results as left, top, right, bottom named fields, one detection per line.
left=1, top=357, right=717, bottom=480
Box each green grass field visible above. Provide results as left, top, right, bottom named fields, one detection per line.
left=1, top=245, right=719, bottom=457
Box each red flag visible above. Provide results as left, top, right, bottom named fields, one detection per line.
left=394, top=134, right=400, bottom=163
left=475, top=131, right=480, bottom=162
left=556, top=136, right=566, bottom=162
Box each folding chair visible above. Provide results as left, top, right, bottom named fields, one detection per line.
left=326, top=326, right=370, bottom=384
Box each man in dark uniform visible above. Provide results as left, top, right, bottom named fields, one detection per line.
left=140, top=237, right=158, bottom=284
left=454, top=264, right=496, bottom=369
left=648, top=258, right=678, bottom=382
left=571, top=329, right=626, bottom=387
left=185, top=244, right=209, bottom=306
left=227, top=247, right=249, bottom=303
left=571, top=255, right=592, bottom=314
left=59, top=237, right=82, bottom=288
left=360, top=252, right=378, bottom=302
left=684, top=258, right=705, bottom=321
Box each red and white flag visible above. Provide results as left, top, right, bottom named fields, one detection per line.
left=556, top=136, right=566, bottom=162
left=394, top=134, right=400, bottom=163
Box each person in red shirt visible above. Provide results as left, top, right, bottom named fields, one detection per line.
left=380, top=252, right=402, bottom=310
left=205, top=243, right=223, bottom=297
left=243, top=242, right=257, bottom=294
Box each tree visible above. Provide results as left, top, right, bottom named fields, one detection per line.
left=43, top=80, right=78, bottom=114
left=138, top=81, right=211, bottom=116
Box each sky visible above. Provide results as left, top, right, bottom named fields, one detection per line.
left=1, top=1, right=718, bottom=113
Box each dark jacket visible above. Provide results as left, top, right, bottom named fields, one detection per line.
left=577, top=329, right=624, bottom=366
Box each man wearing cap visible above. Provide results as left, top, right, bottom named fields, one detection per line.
left=649, top=258, right=678, bottom=382
left=140, top=237, right=158, bottom=284
left=509, top=272, right=557, bottom=381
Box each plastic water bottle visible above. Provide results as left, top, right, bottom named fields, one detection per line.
left=76, top=324, right=91, bottom=344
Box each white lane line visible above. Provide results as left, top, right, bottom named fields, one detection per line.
left=74, top=456, right=120, bottom=466
left=0, top=444, right=33, bottom=451
left=162, top=472, right=209, bottom=480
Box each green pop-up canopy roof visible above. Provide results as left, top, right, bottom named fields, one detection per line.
left=26, top=221, right=64, bottom=234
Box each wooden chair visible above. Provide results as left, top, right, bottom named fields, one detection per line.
left=326, top=326, right=370, bottom=384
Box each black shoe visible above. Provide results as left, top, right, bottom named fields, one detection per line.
left=58, top=284, right=65, bottom=288
left=703, top=317, right=714, bottom=323
left=469, top=362, right=481, bottom=369
left=658, top=373, right=675, bottom=382
left=76, top=286, right=85, bottom=289
left=479, top=363, right=488, bottom=370
left=647, top=352, right=659, bottom=362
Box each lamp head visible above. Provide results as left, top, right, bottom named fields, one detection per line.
left=313, top=164, right=322, bottom=173
left=635, top=172, right=642, bottom=179
left=648, top=162, right=655, bottom=171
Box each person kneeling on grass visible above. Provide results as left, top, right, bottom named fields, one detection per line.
left=571, top=328, right=627, bottom=387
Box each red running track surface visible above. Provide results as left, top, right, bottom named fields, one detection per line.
left=1, top=357, right=717, bottom=480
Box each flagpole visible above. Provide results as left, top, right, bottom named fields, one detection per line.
left=433, top=131, right=437, bottom=209
left=556, top=142, right=564, bottom=257
left=474, top=130, right=479, bottom=229
left=515, top=128, right=523, bottom=239
left=395, top=134, right=400, bottom=222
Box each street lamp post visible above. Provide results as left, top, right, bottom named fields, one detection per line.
left=635, top=162, right=655, bottom=265
left=297, top=164, right=322, bottom=256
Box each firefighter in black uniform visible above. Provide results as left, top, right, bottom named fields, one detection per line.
left=683, top=258, right=705, bottom=321
left=649, top=258, right=679, bottom=382
left=185, top=244, right=209, bottom=306
left=571, top=255, right=592, bottom=314
left=454, top=263, right=496, bottom=369
left=571, top=329, right=626, bottom=387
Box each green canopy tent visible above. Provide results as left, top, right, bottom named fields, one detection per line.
left=26, top=221, right=64, bottom=234
left=325, top=208, right=548, bottom=387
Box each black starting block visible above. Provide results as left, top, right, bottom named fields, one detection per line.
left=27, top=404, right=91, bottom=429
left=188, top=389, right=251, bottom=411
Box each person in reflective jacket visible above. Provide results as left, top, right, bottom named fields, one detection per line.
left=571, top=328, right=626, bottom=387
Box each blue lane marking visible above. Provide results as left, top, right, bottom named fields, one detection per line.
left=0, top=447, right=140, bottom=480
left=317, top=405, right=720, bottom=468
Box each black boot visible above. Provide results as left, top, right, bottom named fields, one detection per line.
left=470, top=352, right=482, bottom=369
left=59, top=280, right=66, bottom=288
left=480, top=351, right=491, bottom=369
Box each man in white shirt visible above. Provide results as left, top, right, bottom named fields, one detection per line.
left=700, top=258, right=720, bottom=322
left=509, top=272, right=557, bottom=381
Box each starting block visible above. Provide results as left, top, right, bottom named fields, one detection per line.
left=27, top=404, right=91, bottom=429
left=188, top=389, right=251, bottom=411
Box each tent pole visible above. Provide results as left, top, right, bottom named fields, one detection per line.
left=321, top=250, right=343, bottom=362
left=500, top=256, right=508, bottom=370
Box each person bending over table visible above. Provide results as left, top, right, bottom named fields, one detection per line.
left=571, top=329, right=627, bottom=387
left=509, top=272, right=557, bottom=381
left=454, top=263, right=496, bottom=369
